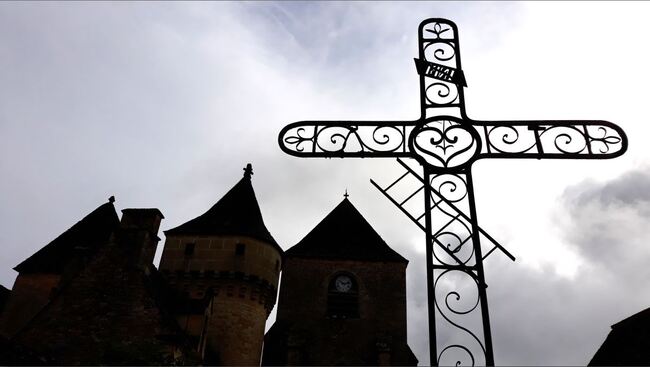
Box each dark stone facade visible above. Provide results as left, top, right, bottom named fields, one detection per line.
left=263, top=199, right=417, bottom=366
left=0, top=170, right=417, bottom=366
left=0, top=167, right=282, bottom=365
left=2, top=207, right=199, bottom=365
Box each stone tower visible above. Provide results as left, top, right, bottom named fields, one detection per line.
left=158, top=164, right=282, bottom=365
left=263, top=198, right=417, bottom=366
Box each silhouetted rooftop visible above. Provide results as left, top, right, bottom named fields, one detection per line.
left=14, top=199, right=120, bottom=273
left=590, top=306, right=650, bottom=365
left=165, top=165, right=282, bottom=253
left=286, top=198, right=408, bottom=263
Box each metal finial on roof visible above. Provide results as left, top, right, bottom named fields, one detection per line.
left=243, top=163, right=253, bottom=179
left=344, top=189, right=349, bottom=199
left=108, top=195, right=115, bottom=203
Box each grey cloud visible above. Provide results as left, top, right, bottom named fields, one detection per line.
left=473, top=168, right=650, bottom=364
left=563, top=169, right=650, bottom=208
left=559, top=168, right=650, bottom=283
left=487, top=258, right=609, bottom=365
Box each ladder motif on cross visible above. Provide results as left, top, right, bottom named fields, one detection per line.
left=279, top=18, right=627, bottom=366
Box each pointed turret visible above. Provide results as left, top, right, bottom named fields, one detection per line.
left=164, top=164, right=280, bottom=252
left=159, top=164, right=282, bottom=365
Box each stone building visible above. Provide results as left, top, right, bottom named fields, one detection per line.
left=0, top=199, right=120, bottom=339
left=263, top=198, right=417, bottom=365
left=158, top=164, right=283, bottom=365
left=0, top=165, right=416, bottom=365
left=0, top=199, right=199, bottom=364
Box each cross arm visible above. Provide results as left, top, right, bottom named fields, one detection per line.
left=279, top=120, right=417, bottom=158
left=473, top=120, right=627, bottom=160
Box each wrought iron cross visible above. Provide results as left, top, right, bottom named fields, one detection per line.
left=278, top=19, right=627, bottom=366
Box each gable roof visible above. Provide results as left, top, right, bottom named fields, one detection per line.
left=164, top=167, right=282, bottom=253
left=14, top=199, right=120, bottom=273
left=285, top=198, right=407, bottom=263
left=589, top=306, right=650, bottom=366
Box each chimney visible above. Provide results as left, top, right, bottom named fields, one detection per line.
left=119, top=208, right=164, bottom=268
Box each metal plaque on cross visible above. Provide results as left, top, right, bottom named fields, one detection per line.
left=278, top=18, right=627, bottom=366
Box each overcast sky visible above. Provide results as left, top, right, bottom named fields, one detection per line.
left=2, top=2, right=650, bottom=365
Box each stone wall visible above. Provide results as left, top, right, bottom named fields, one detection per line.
left=160, top=235, right=281, bottom=289
left=0, top=273, right=61, bottom=338
left=160, top=234, right=282, bottom=365
left=265, top=257, right=416, bottom=365
left=277, top=258, right=407, bottom=338
left=204, top=283, right=269, bottom=365
left=8, top=209, right=198, bottom=365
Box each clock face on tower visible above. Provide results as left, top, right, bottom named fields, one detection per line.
left=334, top=275, right=352, bottom=293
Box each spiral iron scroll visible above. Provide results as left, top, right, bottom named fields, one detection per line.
left=420, top=20, right=462, bottom=107
left=429, top=174, right=476, bottom=266
left=434, top=269, right=485, bottom=367
left=281, top=123, right=413, bottom=156
left=482, top=122, right=625, bottom=157
left=427, top=173, right=487, bottom=366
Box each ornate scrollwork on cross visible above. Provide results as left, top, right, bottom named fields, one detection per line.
left=478, top=121, right=625, bottom=158
left=280, top=122, right=414, bottom=158
left=278, top=18, right=628, bottom=366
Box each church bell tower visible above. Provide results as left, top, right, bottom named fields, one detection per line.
left=263, top=197, right=417, bottom=365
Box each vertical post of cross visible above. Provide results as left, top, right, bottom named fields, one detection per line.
left=422, top=168, right=438, bottom=366
left=424, top=169, right=496, bottom=366
left=466, top=172, right=495, bottom=366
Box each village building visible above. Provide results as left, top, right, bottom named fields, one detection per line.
left=0, top=165, right=415, bottom=365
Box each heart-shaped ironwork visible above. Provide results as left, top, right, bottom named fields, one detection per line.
left=409, top=117, right=480, bottom=170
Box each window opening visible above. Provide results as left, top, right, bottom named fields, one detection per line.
left=184, top=242, right=195, bottom=256
left=235, top=243, right=246, bottom=256
left=327, top=273, right=359, bottom=318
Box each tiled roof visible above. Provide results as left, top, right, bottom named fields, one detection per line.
left=285, top=198, right=407, bottom=263
left=14, top=199, right=119, bottom=273
left=165, top=166, right=282, bottom=253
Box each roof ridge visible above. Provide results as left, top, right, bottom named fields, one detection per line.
left=164, top=166, right=282, bottom=253
left=612, top=306, right=650, bottom=329
left=285, top=198, right=407, bottom=263
left=14, top=199, right=120, bottom=273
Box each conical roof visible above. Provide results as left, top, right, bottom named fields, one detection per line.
left=14, top=198, right=120, bottom=273
left=165, top=165, right=282, bottom=253
left=285, top=198, right=407, bottom=263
